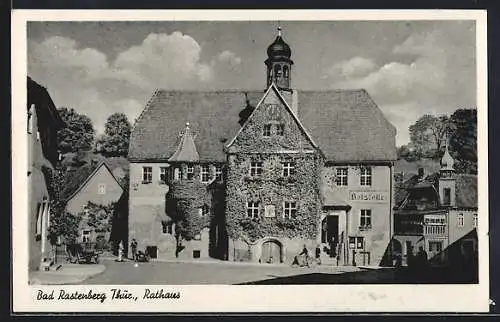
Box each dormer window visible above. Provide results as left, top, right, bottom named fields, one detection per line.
left=263, top=124, right=272, bottom=137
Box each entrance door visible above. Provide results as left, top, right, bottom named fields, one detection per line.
left=321, top=216, right=339, bottom=258
left=261, top=240, right=281, bottom=264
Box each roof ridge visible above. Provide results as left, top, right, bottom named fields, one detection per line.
left=131, top=88, right=160, bottom=133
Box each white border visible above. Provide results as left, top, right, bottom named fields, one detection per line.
left=12, top=10, right=489, bottom=313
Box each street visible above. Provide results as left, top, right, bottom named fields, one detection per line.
left=82, top=259, right=478, bottom=285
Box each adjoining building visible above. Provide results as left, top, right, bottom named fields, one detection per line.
left=60, top=160, right=126, bottom=249
left=27, top=77, right=65, bottom=271
left=393, top=142, right=478, bottom=267
left=128, top=28, right=397, bottom=266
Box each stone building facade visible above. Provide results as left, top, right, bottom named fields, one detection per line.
left=128, top=28, right=397, bottom=266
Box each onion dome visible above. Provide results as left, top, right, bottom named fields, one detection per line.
left=440, top=140, right=455, bottom=171
left=267, top=27, right=292, bottom=59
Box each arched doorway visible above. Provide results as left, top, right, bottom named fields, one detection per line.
left=261, top=239, right=282, bottom=264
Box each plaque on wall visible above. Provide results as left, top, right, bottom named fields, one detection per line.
left=264, top=205, right=276, bottom=218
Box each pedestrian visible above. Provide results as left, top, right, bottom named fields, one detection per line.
left=117, top=240, right=124, bottom=262
left=299, top=244, right=310, bottom=267
left=130, top=238, right=138, bottom=262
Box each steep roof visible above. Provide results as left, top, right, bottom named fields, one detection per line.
left=27, top=77, right=65, bottom=128
left=61, top=161, right=123, bottom=202
left=394, top=173, right=478, bottom=211
left=129, top=88, right=397, bottom=162
left=168, top=122, right=200, bottom=162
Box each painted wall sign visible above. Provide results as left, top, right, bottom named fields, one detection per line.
left=349, top=190, right=388, bottom=203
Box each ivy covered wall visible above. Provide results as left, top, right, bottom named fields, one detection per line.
left=225, top=88, right=323, bottom=244
left=226, top=153, right=322, bottom=242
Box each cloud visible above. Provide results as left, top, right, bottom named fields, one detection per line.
left=327, top=57, right=376, bottom=79
left=330, top=24, right=475, bottom=146
left=28, top=32, right=242, bottom=134
left=216, top=50, right=242, bottom=66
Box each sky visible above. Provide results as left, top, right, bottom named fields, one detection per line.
left=27, top=20, right=476, bottom=146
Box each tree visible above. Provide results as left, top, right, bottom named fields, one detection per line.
left=397, top=144, right=420, bottom=162
left=409, top=114, right=450, bottom=159
left=96, top=113, right=132, bottom=157
left=46, top=167, right=81, bottom=245
left=449, top=108, right=477, bottom=174
left=57, top=107, right=95, bottom=153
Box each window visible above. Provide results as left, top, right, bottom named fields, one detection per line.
left=249, top=162, right=263, bottom=177
left=443, top=188, right=451, bottom=206
left=429, top=241, right=443, bottom=253
left=201, top=165, right=210, bottom=183
left=360, top=209, right=372, bottom=229
left=473, top=213, right=478, bottom=228
left=186, top=164, right=194, bottom=180
left=215, top=165, right=223, bottom=181
left=349, top=237, right=364, bottom=249
left=276, top=124, right=285, bottom=136
left=170, top=167, right=182, bottom=181
left=283, top=201, right=297, bottom=219
left=360, top=167, right=372, bottom=186
left=336, top=168, right=348, bottom=186
left=162, top=222, right=173, bottom=234
left=142, top=166, right=152, bottom=183
left=282, top=162, right=295, bottom=177
left=247, top=201, right=260, bottom=219
left=199, top=205, right=210, bottom=218
left=457, top=213, right=464, bottom=227
left=98, top=183, right=106, bottom=195
left=159, top=167, right=168, bottom=184
left=82, top=230, right=90, bottom=243
left=263, top=124, right=272, bottom=137
left=28, top=104, right=34, bottom=134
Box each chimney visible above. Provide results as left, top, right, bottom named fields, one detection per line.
left=418, top=167, right=424, bottom=178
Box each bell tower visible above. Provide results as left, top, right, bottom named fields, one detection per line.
left=265, top=27, right=293, bottom=91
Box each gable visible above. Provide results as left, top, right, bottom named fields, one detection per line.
left=129, top=88, right=396, bottom=163
left=226, top=84, right=319, bottom=154
left=65, top=163, right=123, bottom=203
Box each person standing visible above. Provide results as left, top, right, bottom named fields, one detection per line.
left=130, top=238, right=138, bottom=262
left=117, top=240, right=124, bottom=262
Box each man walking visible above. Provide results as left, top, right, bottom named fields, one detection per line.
left=130, top=238, right=138, bottom=262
